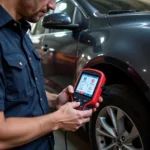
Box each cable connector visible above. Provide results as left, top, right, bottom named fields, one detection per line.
left=101, top=85, right=109, bottom=96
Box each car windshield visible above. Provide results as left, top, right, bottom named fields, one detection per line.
left=87, top=0, right=150, bottom=14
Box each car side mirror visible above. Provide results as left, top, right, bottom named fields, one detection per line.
left=42, top=13, right=80, bottom=31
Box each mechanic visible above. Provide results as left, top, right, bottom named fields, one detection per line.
left=0, top=0, right=103, bottom=150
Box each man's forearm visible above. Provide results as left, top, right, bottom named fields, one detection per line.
left=45, top=91, right=58, bottom=110
left=0, top=111, right=60, bottom=150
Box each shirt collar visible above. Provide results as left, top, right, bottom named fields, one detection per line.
left=0, top=5, right=13, bottom=28
left=19, top=19, right=31, bottom=30
left=0, top=5, right=31, bottom=30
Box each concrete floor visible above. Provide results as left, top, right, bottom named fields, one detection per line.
left=54, top=129, right=91, bottom=150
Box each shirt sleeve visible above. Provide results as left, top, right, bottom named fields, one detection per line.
left=0, top=49, right=5, bottom=110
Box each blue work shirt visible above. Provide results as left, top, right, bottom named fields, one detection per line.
left=0, top=5, right=54, bottom=150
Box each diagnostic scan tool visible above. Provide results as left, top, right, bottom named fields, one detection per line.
left=72, top=68, right=106, bottom=110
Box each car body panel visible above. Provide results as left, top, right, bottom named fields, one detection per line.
left=77, top=23, right=150, bottom=98
left=107, top=12, right=150, bottom=27
left=41, top=31, right=79, bottom=93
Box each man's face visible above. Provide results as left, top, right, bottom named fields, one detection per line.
left=18, top=0, right=56, bottom=23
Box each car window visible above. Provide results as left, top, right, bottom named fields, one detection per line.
left=54, top=0, right=75, bottom=19
left=87, top=0, right=150, bottom=14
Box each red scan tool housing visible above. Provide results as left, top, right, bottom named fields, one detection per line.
left=72, top=68, right=106, bottom=110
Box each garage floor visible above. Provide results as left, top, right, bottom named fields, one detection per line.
left=54, top=128, right=91, bottom=150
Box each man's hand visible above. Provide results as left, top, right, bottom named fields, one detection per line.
left=56, top=102, right=92, bottom=131
left=57, top=85, right=103, bottom=112
left=56, top=85, right=74, bottom=109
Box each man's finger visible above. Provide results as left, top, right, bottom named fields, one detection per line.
left=81, top=118, right=90, bottom=124
left=67, top=85, right=74, bottom=94
left=95, top=103, right=99, bottom=108
left=99, top=97, right=103, bottom=102
left=79, top=109, right=92, bottom=118
left=92, top=108, right=97, bottom=112
left=70, top=101, right=80, bottom=108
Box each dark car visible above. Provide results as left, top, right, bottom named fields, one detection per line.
left=29, top=0, right=150, bottom=149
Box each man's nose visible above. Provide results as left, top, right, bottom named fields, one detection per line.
left=48, top=1, right=56, bottom=10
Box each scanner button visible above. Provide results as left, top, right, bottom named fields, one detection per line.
left=79, top=106, right=83, bottom=109
left=73, top=96, right=77, bottom=99
left=73, top=95, right=78, bottom=100
left=84, top=99, right=87, bottom=103
left=78, top=99, right=81, bottom=102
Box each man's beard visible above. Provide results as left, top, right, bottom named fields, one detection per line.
left=24, top=13, right=41, bottom=23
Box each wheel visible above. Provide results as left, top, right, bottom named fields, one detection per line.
left=89, top=84, right=150, bottom=150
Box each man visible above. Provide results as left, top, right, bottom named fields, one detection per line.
left=0, top=0, right=103, bottom=149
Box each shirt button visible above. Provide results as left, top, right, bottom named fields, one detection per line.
left=29, top=57, right=32, bottom=61
left=35, top=77, right=38, bottom=81
left=19, top=62, right=23, bottom=66
left=13, top=23, right=17, bottom=27
left=40, top=98, right=43, bottom=102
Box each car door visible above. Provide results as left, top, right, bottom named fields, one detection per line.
left=41, top=0, right=78, bottom=93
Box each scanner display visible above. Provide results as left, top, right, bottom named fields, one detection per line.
left=75, top=73, right=99, bottom=98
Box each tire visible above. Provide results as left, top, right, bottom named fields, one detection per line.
left=89, top=84, right=150, bottom=150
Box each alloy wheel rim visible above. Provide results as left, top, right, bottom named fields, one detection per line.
left=95, top=106, right=144, bottom=150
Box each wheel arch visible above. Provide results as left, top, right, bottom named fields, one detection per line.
left=84, top=56, right=150, bottom=105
